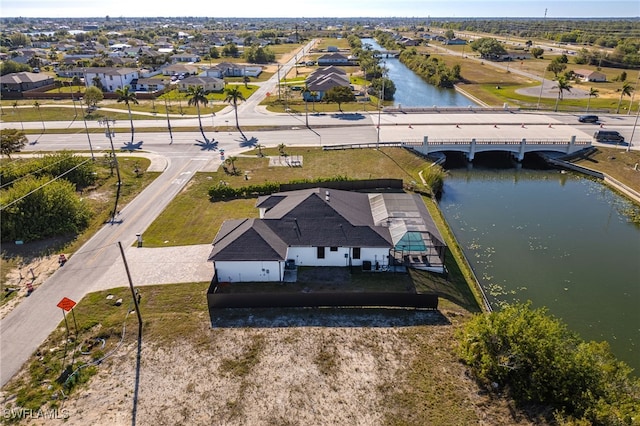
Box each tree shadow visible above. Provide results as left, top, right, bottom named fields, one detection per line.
left=239, top=136, right=258, bottom=148
left=120, top=141, right=144, bottom=151
left=331, top=113, right=366, bottom=121
left=195, top=139, right=219, bottom=151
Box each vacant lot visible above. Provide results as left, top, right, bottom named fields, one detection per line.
left=1, top=281, right=540, bottom=426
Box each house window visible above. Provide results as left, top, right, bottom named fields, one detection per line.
left=330, top=247, right=338, bottom=252
left=352, top=247, right=361, bottom=259
left=317, top=247, right=325, bottom=259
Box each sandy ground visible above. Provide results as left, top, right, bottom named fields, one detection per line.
left=1, top=307, right=538, bottom=426
left=1, top=255, right=61, bottom=320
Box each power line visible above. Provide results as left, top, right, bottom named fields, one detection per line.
left=0, top=157, right=94, bottom=210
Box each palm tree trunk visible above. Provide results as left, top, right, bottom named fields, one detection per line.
left=127, top=104, right=135, bottom=144
left=586, top=96, right=591, bottom=113
left=196, top=104, right=206, bottom=141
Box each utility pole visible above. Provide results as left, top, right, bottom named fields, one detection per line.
left=78, top=97, right=94, bottom=160
left=117, top=241, right=142, bottom=328
left=98, top=118, right=121, bottom=223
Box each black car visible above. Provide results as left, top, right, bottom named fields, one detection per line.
left=578, top=115, right=599, bottom=123
left=593, top=130, right=625, bottom=143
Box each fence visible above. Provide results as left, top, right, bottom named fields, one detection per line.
left=208, top=291, right=439, bottom=310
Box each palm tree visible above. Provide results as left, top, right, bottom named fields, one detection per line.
left=616, top=82, right=633, bottom=114
left=225, top=156, right=238, bottom=175
left=553, top=77, right=572, bottom=112
left=12, top=101, right=24, bottom=131
left=586, top=87, right=599, bottom=113
left=255, top=143, right=264, bottom=157
left=224, top=86, right=246, bottom=135
left=186, top=85, right=209, bottom=141
left=115, top=86, right=138, bottom=144
left=33, top=101, right=45, bottom=132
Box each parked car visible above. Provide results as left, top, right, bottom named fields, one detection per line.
left=578, top=114, right=598, bottom=123
left=593, top=130, right=625, bottom=143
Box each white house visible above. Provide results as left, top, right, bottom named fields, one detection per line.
left=178, top=75, right=225, bottom=92
left=573, top=69, right=607, bottom=82
left=208, top=187, right=447, bottom=282
left=83, top=67, right=138, bottom=92
left=317, top=53, right=350, bottom=66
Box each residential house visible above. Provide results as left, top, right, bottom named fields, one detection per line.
left=133, top=77, right=170, bottom=93
left=204, top=62, right=262, bottom=78
left=0, top=71, right=54, bottom=93
left=171, top=53, right=201, bottom=63
left=317, top=52, right=350, bottom=66
left=304, top=66, right=350, bottom=100
left=443, top=38, right=467, bottom=45
left=178, top=75, right=225, bottom=92
left=83, top=67, right=138, bottom=92
left=161, top=64, right=199, bottom=76
left=208, top=187, right=446, bottom=282
left=573, top=69, right=607, bottom=82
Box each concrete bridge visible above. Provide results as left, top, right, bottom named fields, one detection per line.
left=374, top=50, right=401, bottom=58
left=406, top=136, right=592, bottom=161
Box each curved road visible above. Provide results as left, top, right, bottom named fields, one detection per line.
left=1, top=40, right=639, bottom=387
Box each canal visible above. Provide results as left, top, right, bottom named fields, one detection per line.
left=361, top=38, right=477, bottom=108
left=438, top=161, right=640, bottom=371
left=360, top=37, right=640, bottom=371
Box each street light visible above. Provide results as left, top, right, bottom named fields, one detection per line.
left=376, top=61, right=386, bottom=149
left=628, top=101, right=639, bottom=153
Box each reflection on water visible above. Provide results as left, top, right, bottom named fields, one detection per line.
left=438, top=165, right=640, bottom=372
left=361, top=38, right=476, bottom=108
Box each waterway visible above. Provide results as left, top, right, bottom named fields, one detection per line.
left=361, top=36, right=639, bottom=371
left=360, top=38, right=476, bottom=108
left=438, top=163, right=640, bottom=372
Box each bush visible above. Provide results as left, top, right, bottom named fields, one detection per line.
left=457, top=302, right=640, bottom=424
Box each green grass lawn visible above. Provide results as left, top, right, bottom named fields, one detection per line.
left=142, top=147, right=431, bottom=246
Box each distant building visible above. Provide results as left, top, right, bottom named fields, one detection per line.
left=0, top=72, right=54, bottom=93
left=573, top=69, right=607, bottom=82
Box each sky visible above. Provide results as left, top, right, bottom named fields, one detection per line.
left=0, top=0, right=638, bottom=19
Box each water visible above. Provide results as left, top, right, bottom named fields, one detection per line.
left=438, top=166, right=640, bottom=371
left=360, top=38, right=476, bottom=108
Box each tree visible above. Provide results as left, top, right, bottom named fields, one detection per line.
left=457, top=303, right=640, bottom=425
left=0, top=128, right=28, bottom=159
left=91, top=75, right=104, bottom=91
left=470, top=37, right=507, bottom=59
left=84, top=86, right=103, bottom=108
left=616, top=82, right=633, bottom=114
left=444, top=29, right=455, bottom=40
left=1, top=176, right=91, bottom=242
left=0, top=60, right=30, bottom=76
left=586, top=87, right=599, bottom=112
left=243, top=76, right=250, bottom=88
left=115, top=85, right=139, bottom=144
left=222, top=42, right=239, bottom=57
left=324, top=85, right=355, bottom=112
left=224, top=86, right=246, bottom=135
left=554, top=76, right=572, bottom=112
left=225, top=156, right=238, bottom=175
left=530, top=47, right=544, bottom=58
left=547, top=59, right=567, bottom=78
left=186, top=85, right=209, bottom=142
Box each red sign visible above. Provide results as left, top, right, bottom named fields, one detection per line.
left=57, top=297, right=76, bottom=312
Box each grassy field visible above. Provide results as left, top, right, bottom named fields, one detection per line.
left=142, top=147, right=431, bottom=246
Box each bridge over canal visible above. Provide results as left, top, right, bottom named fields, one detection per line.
left=406, top=136, right=592, bottom=161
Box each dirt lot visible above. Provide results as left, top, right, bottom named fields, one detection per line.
left=2, top=305, right=540, bottom=426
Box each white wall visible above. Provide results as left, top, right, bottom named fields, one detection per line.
left=286, top=247, right=389, bottom=268
left=215, top=260, right=282, bottom=282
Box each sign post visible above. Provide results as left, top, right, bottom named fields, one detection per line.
left=57, top=297, right=77, bottom=374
